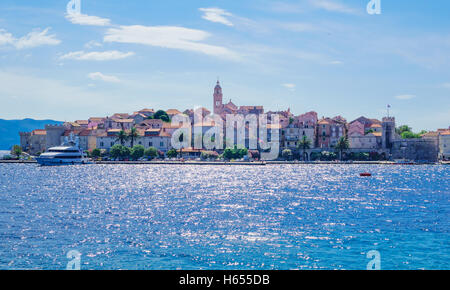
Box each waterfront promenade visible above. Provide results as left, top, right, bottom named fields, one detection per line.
left=1, top=160, right=447, bottom=165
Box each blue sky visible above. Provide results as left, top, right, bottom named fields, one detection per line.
left=0, top=0, right=449, bottom=131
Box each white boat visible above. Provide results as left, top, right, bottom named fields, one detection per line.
left=36, top=134, right=90, bottom=166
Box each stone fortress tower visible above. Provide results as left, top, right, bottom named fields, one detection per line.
left=382, top=117, right=396, bottom=149
left=45, top=124, right=66, bottom=149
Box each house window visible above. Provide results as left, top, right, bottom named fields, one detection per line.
left=149, top=142, right=153, bottom=146
left=111, top=142, right=114, bottom=146
left=160, top=142, right=164, bottom=147
left=100, top=142, right=104, bottom=147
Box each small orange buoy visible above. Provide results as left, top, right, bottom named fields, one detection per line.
left=360, top=173, right=372, bottom=177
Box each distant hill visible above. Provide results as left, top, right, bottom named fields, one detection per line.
left=0, top=119, right=62, bottom=150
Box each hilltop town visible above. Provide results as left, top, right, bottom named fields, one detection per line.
left=18, top=81, right=450, bottom=162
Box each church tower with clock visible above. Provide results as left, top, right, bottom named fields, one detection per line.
left=213, top=80, right=223, bottom=115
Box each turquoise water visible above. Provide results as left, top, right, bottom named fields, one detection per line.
left=0, top=164, right=448, bottom=270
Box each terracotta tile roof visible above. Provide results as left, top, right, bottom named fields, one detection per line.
left=66, top=122, right=81, bottom=127
left=79, top=129, right=94, bottom=136
left=32, top=129, right=47, bottom=135
left=441, top=131, right=450, bottom=136
left=370, top=124, right=382, bottom=128
left=131, top=113, right=147, bottom=118
left=422, top=131, right=439, bottom=137
left=318, top=119, right=330, bottom=125
left=112, top=113, right=130, bottom=119
left=139, top=108, right=155, bottom=113
left=75, top=120, right=89, bottom=125
left=162, top=122, right=183, bottom=129
left=180, top=147, right=202, bottom=153
left=239, top=106, right=264, bottom=110
left=113, top=118, right=134, bottom=123
left=224, top=102, right=238, bottom=110
left=166, top=109, right=182, bottom=115
left=96, top=131, right=108, bottom=137
left=63, top=129, right=83, bottom=136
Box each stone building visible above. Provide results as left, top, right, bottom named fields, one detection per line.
left=19, top=130, right=47, bottom=155
left=316, top=117, right=346, bottom=148
left=439, top=131, right=450, bottom=160
left=391, top=139, right=438, bottom=162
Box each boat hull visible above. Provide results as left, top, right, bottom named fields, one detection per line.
left=36, top=157, right=89, bottom=166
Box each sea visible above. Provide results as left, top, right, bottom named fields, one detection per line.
left=0, top=164, right=448, bottom=270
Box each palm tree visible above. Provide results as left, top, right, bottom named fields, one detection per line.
left=116, top=129, right=128, bottom=146
left=297, top=136, right=311, bottom=161
left=335, top=137, right=349, bottom=161
left=128, top=127, right=139, bottom=148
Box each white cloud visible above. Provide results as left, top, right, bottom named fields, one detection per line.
left=199, top=8, right=233, bottom=26
left=395, top=94, right=416, bottom=100
left=282, top=83, right=296, bottom=91
left=14, top=28, right=61, bottom=49
left=442, top=83, right=450, bottom=89
left=330, top=60, right=343, bottom=65
left=104, top=25, right=239, bottom=60
left=84, top=40, right=103, bottom=49
left=59, top=50, right=135, bottom=61
left=0, top=28, right=60, bottom=49
left=88, top=72, right=121, bottom=83
left=65, top=13, right=111, bottom=26
left=309, top=0, right=357, bottom=14
left=0, top=29, right=14, bottom=46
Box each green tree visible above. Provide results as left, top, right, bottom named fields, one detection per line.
left=153, top=110, right=170, bottom=122
left=110, top=144, right=123, bottom=159
left=237, top=148, right=248, bottom=159
left=91, top=148, right=101, bottom=158
left=11, top=145, right=22, bottom=158
left=120, top=146, right=131, bottom=159
left=310, top=152, right=321, bottom=161
left=144, top=147, right=158, bottom=160
left=201, top=151, right=219, bottom=160
left=401, top=131, right=421, bottom=139
left=130, top=145, right=145, bottom=160
left=297, top=136, right=312, bottom=161
left=335, top=137, right=349, bottom=160
left=223, top=148, right=234, bottom=160
left=116, top=130, right=128, bottom=146
left=167, top=148, right=178, bottom=159
left=282, top=149, right=293, bottom=160
left=128, top=127, right=139, bottom=148
left=223, top=146, right=248, bottom=160
left=321, top=151, right=337, bottom=161
left=396, top=125, right=412, bottom=135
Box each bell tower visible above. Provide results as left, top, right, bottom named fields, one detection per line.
left=213, top=80, right=223, bottom=115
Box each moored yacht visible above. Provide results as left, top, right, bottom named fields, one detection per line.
left=36, top=135, right=89, bottom=166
